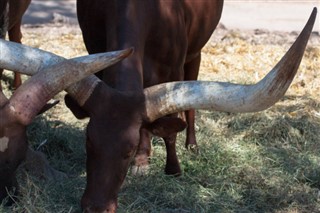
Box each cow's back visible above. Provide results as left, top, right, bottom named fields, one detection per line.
left=142, top=0, right=223, bottom=85
left=77, top=0, right=223, bottom=87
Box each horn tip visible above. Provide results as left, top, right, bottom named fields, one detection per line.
left=310, top=7, right=317, bottom=21
left=124, top=47, right=134, bottom=57
left=114, top=47, right=134, bottom=60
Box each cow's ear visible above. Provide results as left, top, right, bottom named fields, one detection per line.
left=146, top=117, right=187, bottom=137
left=37, top=99, right=60, bottom=115
left=64, top=94, right=89, bottom=119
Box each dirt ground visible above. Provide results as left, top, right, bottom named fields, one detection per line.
left=23, top=0, right=320, bottom=32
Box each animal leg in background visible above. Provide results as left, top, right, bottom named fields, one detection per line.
left=0, top=0, right=31, bottom=90
left=131, top=128, right=152, bottom=175
left=184, top=53, right=201, bottom=151
left=7, top=0, right=31, bottom=89
left=132, top=115, right=187, bottom=175
left=7, top=22, right=23, bottom=89
left=163, top=133, right=181, bottom=176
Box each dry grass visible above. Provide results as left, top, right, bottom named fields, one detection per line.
left=1, top=22, right=320, bottom=212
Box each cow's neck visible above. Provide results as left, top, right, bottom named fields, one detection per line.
left=103, top=0, right=145, bottom=93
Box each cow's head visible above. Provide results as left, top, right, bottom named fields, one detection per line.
left=66, top=84, right=187, bottom=212
left=73, top=87, right=145, bottom=212
left=0, top=40, right=131, bottom=205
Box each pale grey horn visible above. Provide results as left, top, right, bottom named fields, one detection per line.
left=0, top=39, right=68, bottom=74
left=8, top=49, right=133, bottom=125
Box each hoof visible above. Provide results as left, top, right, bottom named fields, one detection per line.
left=186, top=144, right=199, bottom=153
left=130, top=164, right=150, bottom=176
left=131, top=153, right=150, bottom=175
left=164, top=167, right=181, bottom=177
left=165, top=163, right=181, bottom=177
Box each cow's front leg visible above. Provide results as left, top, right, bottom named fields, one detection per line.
left=163, top=133, right=181, bottom=176
left=131, top=128, right=151, bottom=175
left=183, top=53, right=201, bottom=151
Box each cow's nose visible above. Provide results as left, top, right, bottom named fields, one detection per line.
left=81, top=196, right=117, bottom=213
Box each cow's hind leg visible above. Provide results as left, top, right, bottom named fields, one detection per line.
left=183, top=53, right=201, bottom=151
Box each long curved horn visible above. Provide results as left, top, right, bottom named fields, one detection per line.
left=144, top=8, right=317, bottom=122
left=8, top=49, right=133, bottom=125
left=0, top=40, right=121, bottom=107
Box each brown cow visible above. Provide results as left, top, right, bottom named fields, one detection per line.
left=72, top=0, right=225, bottom=179
left=70, top=1, right=315, bottom=212
left=1, top=2, right=317, bottom=213
left=0, top=40, right=132, bottom=205
left=0, top=0, right=31, bottom=91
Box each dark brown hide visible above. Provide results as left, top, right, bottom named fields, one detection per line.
left=0, top=39, right=26, bottom=202
left=0, top=102, right=27, bottom=204
left=0, top=0, right=31, bottom=90
left=79, top=83, right=145, bottom=212
left=75, top=0, right=224, bottom=212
